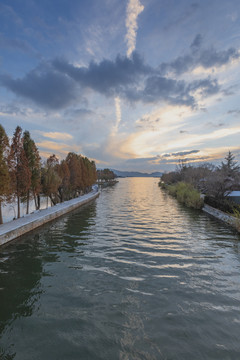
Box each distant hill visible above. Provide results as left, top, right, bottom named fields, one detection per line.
left=111, top=169, right=162, bottom=178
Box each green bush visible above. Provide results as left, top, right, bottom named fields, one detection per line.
left=165, top=182, right=203, bottom=209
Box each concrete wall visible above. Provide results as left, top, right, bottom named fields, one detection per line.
left=203, top=204, right=240, bottom=232
left=0, top=191, right=100, bottom=247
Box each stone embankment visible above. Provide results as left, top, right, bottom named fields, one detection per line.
left=203, top=204, right=240, bottom=232
left=0, top=190, right=100, bottom=247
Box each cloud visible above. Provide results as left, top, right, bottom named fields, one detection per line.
left=36, top=140, right=80, bottom=158
left=41, top=132, right=73, bottom=140
left=125, top=0, right=144, bottom=58
left=162, top=150, right=200, bottom=157
left=161, top=36, right=240, bottom=75
left=128, top=75, right=220, bottom=107
left=113, top=97, right=121, bottom=134
left=227, top=109, right=240, bottom=115
left=64, top=108, right=94, bottom=119
left=0, top=65, right=77, bottom=109
left=53, top=52, right=150, bottom=96
left=0, top=33, right=40, bottom=57
left=190, top=34, right=203, bottom=52
left=0, top=51, right=222, bottom=110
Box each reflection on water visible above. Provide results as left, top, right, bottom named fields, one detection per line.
left=0, top=178, right=240, bottom=359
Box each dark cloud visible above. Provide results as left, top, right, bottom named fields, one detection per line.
left=53, top=52, right=150, bottom=96
left=227, top=109, right=240, bottom=115
left=0, top=66, right=77, bottom=109
left=130, top=76, right=220, bottom=107
left=162, top=150, right=200, bottom=157
left=199, top=47, right=239, bottom=68
left=0, top=51, right=223, bottom=110
left=188, top=78, right=220, bottom=96
left=0, top=103, right=27, bottom=116
left=190, top=33, right=203, bottom=51
left=161, top=35, right=239, bottom=75
left=64, top=108, right=94, bottom=118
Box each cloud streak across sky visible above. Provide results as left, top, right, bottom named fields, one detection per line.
left=125, top=0, right=144, bottom=57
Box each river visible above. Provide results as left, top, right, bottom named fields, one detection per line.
left=1, top=178, right=240, bottom=360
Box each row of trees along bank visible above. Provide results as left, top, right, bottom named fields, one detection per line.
left=159, top=151, right=240, bottom=212
left=0, top=125, right=97, bottom=224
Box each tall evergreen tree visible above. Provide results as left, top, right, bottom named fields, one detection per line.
left=66, top=152, right=83, bottom=197
left=56, top=160, right=70, bottom=202
left=10, top=126, right=31, bottom=218
left=0, top=125, right=11, bottom=224
left=23, top=130, right=41, bottom=213
left=221, top=151, right=240, bottom=177
left=41, top=154, right=61, bottom=206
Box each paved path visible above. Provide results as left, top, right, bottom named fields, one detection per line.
left=0, top=190, right=100, bottom=246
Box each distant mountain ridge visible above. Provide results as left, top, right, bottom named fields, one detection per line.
left=110, top=169, right=162, bottom=178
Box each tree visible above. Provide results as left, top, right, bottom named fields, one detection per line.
left=41, top=154, right=61, bottom=206
left=10, top=126, right=31, bottom=218
left=23, top=131, right=41, bottom=213
left=221, top=151, right=240, bottom=177
left=0, top=125, right=11, bottom=224
left=56, top=160, right=70, bottom=202
left=66, top=152, right=83, bottom=197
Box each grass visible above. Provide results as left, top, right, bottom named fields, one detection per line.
left=161, top=181, right=203, bottom=209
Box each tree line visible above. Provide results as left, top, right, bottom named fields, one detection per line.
left=0, top=125, right=97, bottom=224
left=97, top=169, right=116, bottom=181
left=160, top=151, right=240, bottom=211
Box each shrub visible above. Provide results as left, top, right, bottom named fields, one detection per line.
left=165, top=182, right=203, bottom=209
left=204, top=196, right=240, bottom=214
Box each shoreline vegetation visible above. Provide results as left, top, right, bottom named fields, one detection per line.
left=0, top=124, right=97, bottom=225
left=159, top=151, right=240, bottom=232
left=159, top=181, right=203, bottom=209
left=97, top=169, right=118, bottom=187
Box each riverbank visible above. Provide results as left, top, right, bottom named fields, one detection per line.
left=0, top=189, right=100, bottom=246
left=203, top=203, right=240, bottom=232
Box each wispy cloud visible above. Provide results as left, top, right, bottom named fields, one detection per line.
left=36, top=140, right=80, bottom=158
left=41, top=131, right=73, bottom=140
left=113, top=96, right=121, bottom=134
left=125, top=0, right=144, bottom=58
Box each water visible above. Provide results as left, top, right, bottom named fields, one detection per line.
left=1, top=178, right=240, bottom=359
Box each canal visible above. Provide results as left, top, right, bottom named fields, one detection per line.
left=1, top=178, right=240, bottom=359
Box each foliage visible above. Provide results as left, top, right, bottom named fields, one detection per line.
left=204, top=195, right=240, bottom=214
left=0, top=124, right=97, bottom=223
left=97, top=169, right=116, bottom=181
left=0, top=125, right=11, bottom=224
left=10, top=126, right=31, bottom=218
left=23, top=130, right=41, bottom=212
left=165, top=182, right=204, bottom=209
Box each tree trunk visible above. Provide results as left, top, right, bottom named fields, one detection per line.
left=49, top=194, right=56, bottom=206
left=17, top=196, right=20, bottom=218
left=26, top=190, right=30, bottom=215
left=34, top=194, right=37, bottom=210
left=37, top=194, right=40, bottom=210
left=0, top=201, right=3, bottom=224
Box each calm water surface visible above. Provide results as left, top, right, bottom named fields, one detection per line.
left=1, top=178, right=240, bottom=360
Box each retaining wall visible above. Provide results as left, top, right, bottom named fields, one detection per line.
left=203, top=204, right=240, bottom=232
left=0, top=191, right=100, bottom=246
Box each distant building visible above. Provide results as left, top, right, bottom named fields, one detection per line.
left=227, top=191, right=240, bottom=205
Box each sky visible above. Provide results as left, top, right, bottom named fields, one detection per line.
left=0, top=0, right=240, bottom=172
